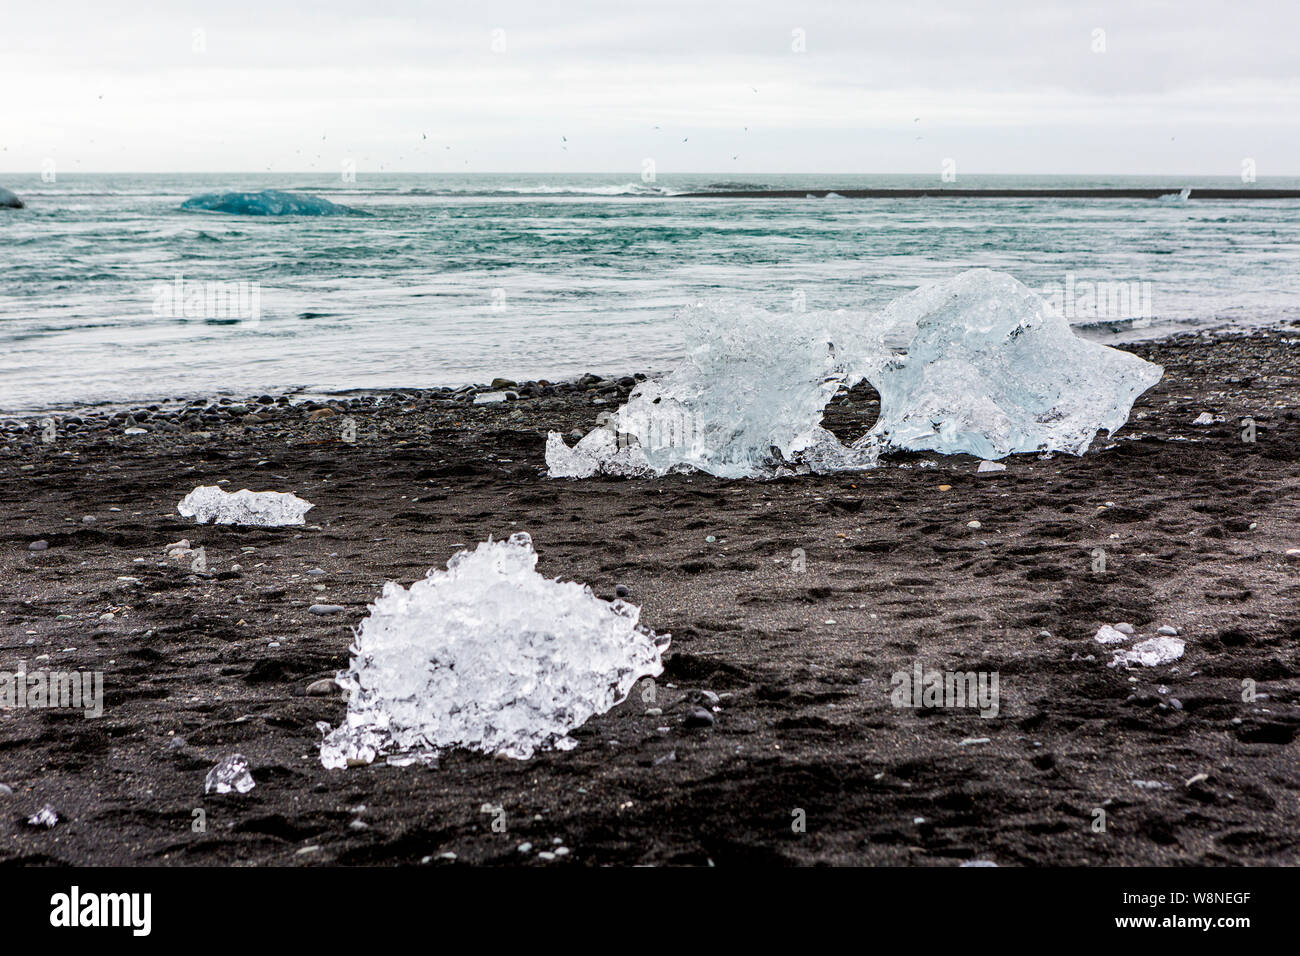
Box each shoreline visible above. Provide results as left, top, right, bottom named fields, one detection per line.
left=3, top=318, right=1294, bottom=426
left=1, top=325, right=1298, bottom=865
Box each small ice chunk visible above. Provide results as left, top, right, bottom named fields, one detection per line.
left=1191, top=412, right=1216, bottom=425
left=320, top=532, right=669, bottom=767
left=1094, top=625, right=1129, bottom=645
left=473, top=391, right=509, bottom=404
left=178, top=485, right=314, bottom=526
left=976, top=460, right=1006, bottom=473
left=1110, top=637, right=1185, bottom=668
left=205, top=754, right=256, bottom=794
left=26, top=805, right=59, bottom=828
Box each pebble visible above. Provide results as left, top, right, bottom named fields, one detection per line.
left=537, top=851, right=557, bottom=862
left=683, top=707, right=715, bottom=728
left=27, top=540, right=49, bottom=551
left=308, top=604, right=345, bottom=615
left=1114, top=622, right=1136, bottom=635
left=966, top=520, right=982, bottom=530
left=0, top=783, right=12, bottom=798
left=305, top=678, right=342, bottom=696
left=1285, top=549, right=1300, bottom=563
left=1156, top=625, right=1179, bottom=636
left=517, top=842, right=533, bottom=853
left=615, top=584, right=630, bottom=598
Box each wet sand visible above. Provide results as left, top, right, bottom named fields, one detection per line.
left=1, top=326, right=1298, bottom=866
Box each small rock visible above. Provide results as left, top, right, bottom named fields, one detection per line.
left=517, top=842, right=533, bottom=853
left=615, top=584, right=630, bottom=598
left=1285, top=549, right=1300, bottom=563
left=308, top=604, right=345, bottom=615
left=305, top=678, right=342, bottom=696
left=683, top=707, right=715, bottom=728
left=27, top=540, right=49, bottom=551
left=309, top=407, right=337, bottom=420
left=1156, top=625, right=1179, bottom=636
left=1114, top=622, right=1136, bottom=635
left=966, top=520, right=982, bottom=530
left=0, top=783, right=13, bottom=797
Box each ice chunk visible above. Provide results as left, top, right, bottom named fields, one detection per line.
left=865, top=270, right=1163, bottom=459
left=1094, top=625, right=1129, bottom=645
left=26, top=805, right=59, bottom=828
left=976, top=460, right=1006, bottom=473
left=1109, top=636, right=1185, bottom=668
left=1191, top=412, right=1217, bottom=425
left=181, top=189, right=362, bottom=216
left=204, top=754, right=255, bottom=794
left=178, top=485, right=314, bottom=526
left=546, top=299, right=888, bottom=478
left=0, top=187, right=23, bottom=209
left=547, top=269, right=1160, bottom=477
left=319, top=532, right=668, bottom=766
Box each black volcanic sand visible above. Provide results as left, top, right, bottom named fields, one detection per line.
left=1, top=327, right=1299, bottom=867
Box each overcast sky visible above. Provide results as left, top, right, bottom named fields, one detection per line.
left=2, top=0, right=1297, bottom=174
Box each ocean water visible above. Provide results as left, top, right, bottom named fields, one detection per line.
left=2, top=172, right=1299, bottom=414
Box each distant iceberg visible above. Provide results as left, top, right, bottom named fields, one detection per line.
left=0, top=187, right=23, bottom=209
left=546, top=269, right=1163, bottom=478
left=180, top=189, right=362, bottom=216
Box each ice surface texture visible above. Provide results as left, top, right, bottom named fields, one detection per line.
left=320, top=532, right=668, bottom=767
left=546, top=299, right=887, bottom=479
left=177, top=485, right=314, bottom=526
left=181, top=189, right=361, bottom=216
left=205, top=754, right=255, bottom=794
left=546, top=270, right=1162, bottom=477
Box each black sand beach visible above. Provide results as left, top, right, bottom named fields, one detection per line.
left=1, top=326, right=1298, bottom=866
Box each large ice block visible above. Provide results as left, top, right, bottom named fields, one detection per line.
left=864, top=270, right=1164, bottom=458
left=545, top=270, right=1162, bottom=476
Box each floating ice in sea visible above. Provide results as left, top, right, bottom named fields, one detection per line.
left=181, top=189, right=361, bottom=216
left=1109, top=636, right=1185, bottom=668
left=204, top=754, right=255, bottom=794
left=546, top=270, right=1161, bottom=478
left=0, top=187, right=23, bottom=209
left=178, top=485, right=314, bottom=526
left=319, top=532, right=668, bottom=767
